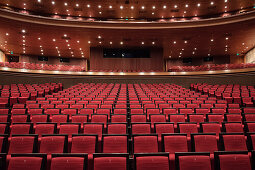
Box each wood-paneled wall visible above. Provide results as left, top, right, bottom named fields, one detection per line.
left=90, top=47, right=164, bottom=71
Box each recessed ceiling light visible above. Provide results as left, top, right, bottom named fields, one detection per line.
left=87, top=4, right=90, bottom=8
left=110, top=42, right=112, bottom=44
left=109, top=5, right=112, bottom=8
left=77, top=40, right=80, bottom=43
left=98, top=5, right=101, bottom=8
left=210, top=2, right=214, bottom=5
left=152, top=6, right=156, bottom=9
left=173, top=41, right=176, bottom=44
left=163, top=5, right=167, bottom=9
left=141, top=6, right=145, bottom=9
left=37, top=0, right=41, bottom=3
left=120, top=6, right=123, bottom=9
left=51, top=1, right=55, bottom=5
left=185, top=4, right=189, bottom=8
left=21, top=30, right=26, bottom=33
left=131, top=6, right=134, bottom=9
left=38, top=38, right=41, bottom=40
left=225, top=37, right=229, bottom=40
left=184, top=41, right=187, bottom=43
left=5, top=33, right=9, bottom=36
left=88, top=41, right=91, bottom=44
left=76, top=4, right=79, bottom=7
left=141, top=42, right=144, bottom=44
left=152, top=42, right=155, bottom=45
left=174, top=5, right=178, bottom=8
left=64, top=2, right=67, bottom=6
left=211, top=39, right=214, bottom=42
left=64, top=34, right=67, bottom=37
left=197, top=3, right=201, bottom=7
left=98, top=36, right=101, bottom=39
left=120, top=42, right=123, bottom=45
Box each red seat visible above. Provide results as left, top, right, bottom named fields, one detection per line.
left=51, top=154, right=87, bottom=170
left=131, top=115, right=146, bottom=123
left=39, top=135, right=67, bottom=154
left=93, top=154, right=128, bottom=170
left=34, top=123, right=56, bottom=136
left=223, top=122, right=243, bottom=133
left=8, top=135, right=37, bottom=154
left=178, top=123, right=198, bottom=137
left=84, top=123, right=103, bottom=141
left=177, top=153, right=212, bottom=170
left=200, top=123, right=221, bottom=135
left=113, top=109, right=127, bottom=115
left=134, top=153, right=169, bottom=170
left=107, top=123, right=127, bottom=134
left=59, top=123, right=80, bottom=137
left=11, top=123, right=32, bottom=135
left=215, top=152, right=252, bottom=170
left=8, top=154, right=46, bottom=170
left=102, top=135, right=128, bottom=153
left=162, top=134, right=188, bottom=170
left=220, top=133, right=247, bottom=151
left=192, top=134, right=218, bottom=153
left=131, top=123, right=151, bottom=134
left=111, top=114, right=127, bottom=123
left=133, top=135, right=158, bottom=153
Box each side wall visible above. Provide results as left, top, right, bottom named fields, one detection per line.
left=90, top=47, right=164, bottom=71
left=245, top=47, right=255, bottom=63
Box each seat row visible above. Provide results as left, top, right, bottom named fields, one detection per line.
left=0, top=134, right=255, bottom=170
left=1, top=151, right=255, bottom=170
left=0, top=121, right=255, bottom=138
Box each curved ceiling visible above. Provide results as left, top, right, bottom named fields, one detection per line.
left=0, top=0, right=255, bottom=21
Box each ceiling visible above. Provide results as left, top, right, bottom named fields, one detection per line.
left=0, top=5, right=254, bottom=60
left=0, top=0, right=255, bottom=20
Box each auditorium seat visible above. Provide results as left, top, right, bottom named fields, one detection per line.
left=11, top=123, right=32, bottom=135
left=102, top=135, right=128, bottom=153
left=176, top=152, right=212, bottom=170
left=111, top=114, right=127, bottom=123
left=191, top=133, right=218, bottom=153
left=8, top=135, right=37, bottom=155
left=200, top=122, right=221, bottom=136
left=39, top=135, right=68, bottom=156
left=34, top=123, right=57, bottom=136
left=93, top=153, right=129, bottom=170
left=219, top=133, right=247, bottom=151
left=0, top=123, right=9, bottom=134
left=223, top=122, right=243, bottom=133
left=83, top=123, right=103, bottom=141
left=134, top=153, right=169, bottom=170
left=7, top=154, right=47, bottom=170
left=107, top=123, right=127, bottom=134
left=214, top=151, right=252, bottom=170
left=132, top=134, right=158, bottom=153
left=131, top=123, right=151, bottom=134
left=30, top=114, right=49, bottom=124
left=48, top=154, right=86, bottom=169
